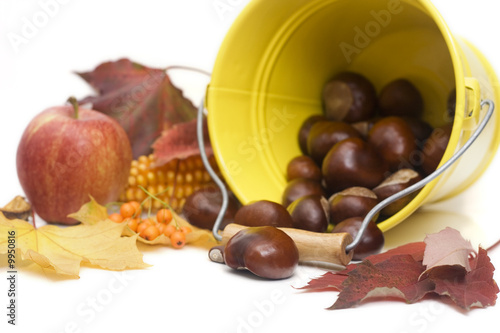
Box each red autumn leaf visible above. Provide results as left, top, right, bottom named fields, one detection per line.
left=429, top=248, right=499, bottom=310
left=77, top=58, right=198, bottom=158
left=329, top=255, right=433, bottom=310
left=298, top=242, right=425, bottom=292
left=300, top=228, right=498, bottom=311
left=152, top=117, right=213, bottom=166
left=364, top=241, right=426, bottom=264
left=298, top=271, right=347, bottom=292
left=423, top=227, right=476, bottom=273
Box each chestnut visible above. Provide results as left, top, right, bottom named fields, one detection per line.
left=421, top=123, right=453, bottom=175
left=351, top=119, right=376, bottom=139
left=222, top=223, right=354, bottom=265
left=182, top=186, right=240, bottom=230
left=378, top=79, right=424, bottom=118
left=286, top=155, right=322, bottom=182
left=368, top=116, right=418, bottom=172
left=298, top=115, right=327, bottom=155
left=373, top=169, right=422, bottom=216
left=322, top=137, right=389, bottom=194
left=306, top=120, right=361, bottom=164
left=224, top=226, right=299, bottom=279
left=322, top=72, right=377, bottom=123
left=234, top=200, right=294, bottom=228
left=331, top=216, right=384, bottom=260
left=281, top=178, right=325, bottom=207
left=402, top=117, right=434, bottom=148
left=328, top=187, right=378, bottom=225
left=208, top=245, right=225, bottom=263
left=287, top=194, right=329, bottom=232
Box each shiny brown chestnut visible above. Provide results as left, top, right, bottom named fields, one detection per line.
left=402, top=117, right=434, bottom=149
left=421, top=123, right=453, bottom=175
left=328, top=187, right=378, bottom=225
left=224, top=226, right=299, bottom=279
left=322, top=72, right=377, bottom=123
left=378, top=79, right=423, bottom=118
left=306, top=120, right=361, bottom=164
left=234, top=200, right=294, bottom=228
left=281, top=178, right=325, bottom=207
left=286, top=155, right=322, bottom=182
left=298, top=115, right=327, bottom=155
left=322, top=137, right=389, bottom=195
left=368, top=116, right=418, bottom=172
left=373, top=169, right=422, bottom=217
left=182, top=186, right=240, bottom=230
left=351, top=119, right=376, bottom=139
left=287, top=195, right=329, bottom=232
left=331, top=216, right=384, bottom=260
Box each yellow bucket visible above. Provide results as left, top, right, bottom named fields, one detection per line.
left=206, top=0, right=500, bottom=232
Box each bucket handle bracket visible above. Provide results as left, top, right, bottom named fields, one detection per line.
left=463, top=77, right=482, bottom=130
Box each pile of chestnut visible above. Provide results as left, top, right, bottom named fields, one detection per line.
left=182, top=72, right=455, bottom=280
left=282, top=72, right=455, bottom=246
left=284, top=72, right=454, bottom=250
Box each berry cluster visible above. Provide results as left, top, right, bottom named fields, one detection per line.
left=109, top=201, right=192, bottom=248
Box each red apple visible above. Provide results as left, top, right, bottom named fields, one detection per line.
left=16, top=98, right=132, bottom=225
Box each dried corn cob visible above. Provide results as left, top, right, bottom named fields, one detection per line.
left=119, top=154, right=221, bottom=212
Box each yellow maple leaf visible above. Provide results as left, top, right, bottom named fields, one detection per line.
left=71, top=198, right=217, bottom=249
left=67, top=195, right=108, bottom=225
left=0, top=212, right=150, bottom=278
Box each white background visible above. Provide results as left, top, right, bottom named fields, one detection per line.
left=1, top=0, right=500, bottom=332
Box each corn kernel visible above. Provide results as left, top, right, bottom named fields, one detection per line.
left=138, top=155, right=149, bottom=165
left=146, top=171, right=156, bottom=186
left=128, top=176, right=137, bottom=187
left=136, top=174, right=147, bottom=187
left=130, top=167, right=139, bottom=177
left=119, top=154, right=220, bottom=212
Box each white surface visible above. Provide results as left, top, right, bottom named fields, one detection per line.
left=1, top=0, right=500, bottom=332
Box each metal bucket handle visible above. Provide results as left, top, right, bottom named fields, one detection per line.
left=197, top=96, right=495, bottom=254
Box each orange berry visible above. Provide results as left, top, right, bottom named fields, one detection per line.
left=129, top=201, right=142, bottom=216
left=126, top=218, right=140, bottom=232
left=137, top=220, right=152, bottom=236
left=142, top=225, right=161, bottom=241
left=120, top=202, right=136, bottom=218
left=163, top=224, right=177, bottom=237
left=156, top=208, right=173, bottom=224
left=157, top=223, right=167, bottom=234
left=109, top=213, right=124, bottom=223
left=180, top=226, right=192, bottom=234
left=170, top=230, right=186, bottom=249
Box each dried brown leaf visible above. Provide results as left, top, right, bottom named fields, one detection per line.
left=77, top=58, right=198, bottom=158
left=1, top=196, right=32, bottom=221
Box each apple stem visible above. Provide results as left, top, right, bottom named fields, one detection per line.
left=67, top=96, right=79, bottom=119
